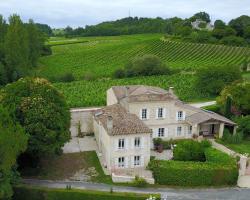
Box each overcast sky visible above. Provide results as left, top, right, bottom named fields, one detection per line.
left=0, top=0, right=249, bottom=28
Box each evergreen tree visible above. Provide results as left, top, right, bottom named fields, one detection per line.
left=4, top=14, right=30, bottom=82
left=225, top=95, right=232, bottom=118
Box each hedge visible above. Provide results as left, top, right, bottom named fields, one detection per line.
left=149, top=147, right=238, bottom=186
left=13, top=185, right=160, bottom=200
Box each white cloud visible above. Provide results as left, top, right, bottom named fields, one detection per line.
left=0, top=0, right=249, bottom=27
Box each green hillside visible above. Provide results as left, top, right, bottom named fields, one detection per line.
left=37, top=34, right=250, bottom=80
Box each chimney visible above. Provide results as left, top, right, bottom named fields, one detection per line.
left=169, top=87, right=174, bottom=95
left=107, top=116, right=113, bottom=132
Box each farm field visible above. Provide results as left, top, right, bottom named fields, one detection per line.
left=53, top=73, right=212, bottom=108
left=37, top=34, right=250, bottom=80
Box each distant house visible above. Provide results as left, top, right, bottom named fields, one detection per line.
left=93, top=85, right=236, bottom=176
left=191, top=19, right=214, bottom=31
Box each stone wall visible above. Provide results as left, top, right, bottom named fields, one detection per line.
left=70, top=107, right=102, bottom=137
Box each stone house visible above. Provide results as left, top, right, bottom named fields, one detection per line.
left=93, top=85, right=236, bottom=176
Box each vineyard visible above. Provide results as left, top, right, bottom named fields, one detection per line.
left=53, top=73, right=212, bottom=108
left=37, top=34, right=250, bottom=80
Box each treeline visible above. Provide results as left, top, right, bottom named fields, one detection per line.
left=0, top=14, right=49, bottom=85
left=53, top=12, right=250, bottom=47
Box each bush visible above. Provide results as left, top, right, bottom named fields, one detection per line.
left=132, top=176, right=148, bottom=188
left=121, top=54, right=171, bottom=78
left=58, top=73, right=75, bottom=82
left=196, top=65, right=241, bottom=95
left=113, top=69, right=125, bottom=78
left=222, top=129, right=243, bottom=144
left=13, top=186, right=159, bottom=200
left=149, top=147, right=238, bottom=186
left=173, top=140, right=209, bottom=162
left=234, top=115, right=250, bottom=138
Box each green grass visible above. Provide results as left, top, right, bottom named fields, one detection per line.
left=242, top=72, right=250, bottom=81
left=13, top=185, right=160, bottom=200
left=54, top=73, right=212, bottom=108
left=217, top=139, right=250, bottom=155
left=20, top=151, right=112, bottom=184
left=37, top=34, right=250, bottom=80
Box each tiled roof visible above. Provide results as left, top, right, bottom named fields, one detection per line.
left=94, top=104, right=152, bottom=136
left=111, top=85, right=177, bottom=103
left=175, top=101, right=236, bottom=125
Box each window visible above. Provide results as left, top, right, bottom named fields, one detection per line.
left=134, top=137, right=141, bottom=148
left=134, top=156, right=141, bottom=166
left=118, top=139, right=125, bottom=149
left=141, top=108, right=147, bottom=120
left=158, top=128, right=165, bottom=137
left=158, top=108, right=163, bottom=118
left=188, top=126, right=192, bottom=134
left=177, top=126, right=182, bottom=136
left=118, top=157, right=125, bottom=168
left=177, top=111, right=184, bottom=120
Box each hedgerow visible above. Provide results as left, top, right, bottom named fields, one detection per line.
left=148, top=147, right=238, bottom=186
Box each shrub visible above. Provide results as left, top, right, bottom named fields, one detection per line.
left=234, top=115, right=250, bottom=138
left=149, top=147, right=238, bottom=186
left=173, top=140, right=207, bottom=162
left=113, top=69, right=125, bottom=78
left=58, top=73, right=75, bottom=82
left=132, top=176, right=148, bottom=188
left=222, top=129, right=243, bottom=144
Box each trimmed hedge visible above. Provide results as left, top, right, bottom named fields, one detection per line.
left=149, top=147, right=238, bottom=186
left=13, top=185, right=160, bottom=200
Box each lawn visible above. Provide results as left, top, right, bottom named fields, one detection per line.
left=217, top=139, right=250, bottom=155
left=20, top=151, right=112, bottom=184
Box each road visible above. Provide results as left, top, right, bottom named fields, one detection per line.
left=22, top=179, right=250, bottom=200
left=189, top=101, right=216, bottom=108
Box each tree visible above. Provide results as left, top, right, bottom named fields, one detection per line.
left=176, top=26, right=192, bottom=37
left=229, top=15, right=250, bottom=37
left=0, top=105, right=27, bottom=199
left=27, top=19, right=45, bottom=67
left=190, top=12, right=211, bottom=23
left=0, top=15, right=7, bottom=63
left=214, top=20, right=226, bottom=29
left=0, top=77, right=71, bottom=161
left=234, top=116, right=250, bottom=138
left=217, top=81, right=250, bottom=115
left=224, top=95, right=232, bottom=118
left=123, top=54, right=170, bottom=77
left=4, top=15, right=30, bottom=82
left=220, top=36, right=246, bottom=46
left=196, top=65, right=241, bottom=95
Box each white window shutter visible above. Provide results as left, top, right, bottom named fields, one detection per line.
left=131, top=156, right=134, bottom=168
left=115, top=158, right=118, bottom=168
left=115, top=139, right=118, bottom=151
left=125, top=157, right=128, bottom=168
left=153, top=128, right=157, bottom=138
left=183, top=111, right=186, bottom=120
left=125, top=139, right=128, bottom=150
left=155, top=108, right=158, bottom=119
left=139, top=109, right=142, bottom=120
left=163, top=108, right=166, bottom=118
left=176, top=112, right=178, bottom=121
left=147, top=109, right=150, bottom=120
left=141, top=137, right=144, bottom=149
left=141, top=156, right=144, bottom=167
left=131, top=138, right=134, bottom=150
left=165, top=128, right=168, bottom=137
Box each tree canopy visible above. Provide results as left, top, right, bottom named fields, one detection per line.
left=0, top=105, right=27, bottom=199
left=0, top=77, right=71, bottom=159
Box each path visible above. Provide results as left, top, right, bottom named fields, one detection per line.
left=189, top=101, right=216, bottom=108
left=22, top=179, right=250, bottom=200
left=209, top=139, right=239, bottom=157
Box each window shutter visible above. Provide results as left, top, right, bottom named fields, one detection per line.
left=163, top=108, right=166, bottom=118
left=176, top=112, right=178, bottom=121
left=176, top=127, right=178, bottom=136
left=147, top=109, right=150, bottom=120
left=141, top=156, right=144, bottom=167
left=141, top=137, right=144, bottom=149
left=183, top=111, right=186, bottom=120
left=115, top=158, right=118, bottom=168
left=115, top=139, right=118, bottom=151
left=153, top=128, right=157, bottom=138
left=165, top=128, right=168, bottom=137
left=125, top=157, right=128, bottom=168
left=131, top=156, right=134, bottom=168
left=139, top=109, right=142, bottom=120
left=155, top=108, right=158, bottom=119
left=125, top=138, right=128, bottom=150
left=131, top=138, right=134, bottom=150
